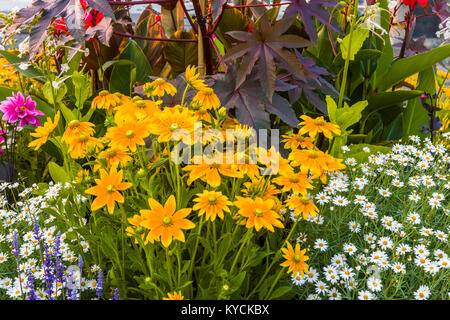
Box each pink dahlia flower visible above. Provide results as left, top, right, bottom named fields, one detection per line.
left=0, top=92, right=44, bottom=127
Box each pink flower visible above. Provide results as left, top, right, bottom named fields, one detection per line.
left=0, top=92, right=44, bottom=127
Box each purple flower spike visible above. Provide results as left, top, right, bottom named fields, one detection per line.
left=0, top=92, right=44, bottom=127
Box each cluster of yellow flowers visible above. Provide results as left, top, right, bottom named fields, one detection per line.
left=27, top=65, right=347, bottom=285
left=0, top=56, right=20, bottom=89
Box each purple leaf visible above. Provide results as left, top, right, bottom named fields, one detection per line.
left=224, top=13, right=310, bottom=101
left=213, top=64, right=298, bottom=129
left=283, top=0, right=342, bottom=44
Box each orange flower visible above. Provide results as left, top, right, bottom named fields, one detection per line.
left=67, top=134, right=103, bottom=159
left=280, top=242, right=309, bottom=276
left=149, top=107, right=196, bottom=144
left=98, top=146, right=132, bottom=168
left=85, top=168, right=132, bottom=214
left=298, top=115, right=341, bottom=139
left=273, top=171, right=313, bottom=196
left=258, top=146, right=293, bottom=175
left=184, top=65, right=207, bottom=91
left=183, top=155, right=243, bottom=188
left=281, top=133, right=314, bottom=150
left=289, top=148, right=329, bottom=178
left=28, top=111, right=60, bottom=150
left=144, top=78, right=177, bottom=97
left=163, top=291, right=184, bottom=300
left=115, top=98, right=161, bottom=122
left=241, top=179, right=280, bottom=201
left=61, top=120, right=95, bottom=144
left=104, top=120, right=150, bottom=152
left=285, top=195, right=319, bottom=219
left=192, top=88, right=220, bottom=109
left=139, top=195, right=195, bottom=247
left=233, top=196, right=284, bottom=232
left=126, top=214, right=157, bottom=245
left=92, top=90, right=122, bottom=114
left=192, top=190, right=232, bottom=221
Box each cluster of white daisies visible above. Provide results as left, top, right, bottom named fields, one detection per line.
left=291, top=135, right=449, bottom=300
left=0, top=181, right=100, bottom=299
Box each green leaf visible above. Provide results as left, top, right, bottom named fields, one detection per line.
left=344, top=143, right=391, bottom=163
left=365, top=90, right=423, bottom=116
left=326, top=95, right=338, bottom=123
left=72, top=71, right=91, bottom=110
left=230, top=272, right=246, bottom=292
left=269, top=286, right=292, bottom=299
left=0, top=50, right=45, bottom=82
left=163, top=31, right=198, bottom=74
left=373, top=0, right=393, bottom=86
left=48, top=161, right=70, bottom=183
left=0, top=86, right=13, bottom=101
left=375, top=44, right=450, bottom=92
left=59, top=103, right=77, bottom=123
left=402, top=67, right=435, bottom=139
left=109, top=40, right=152, bottom=95
left=340, top=27, right=370, bottom=61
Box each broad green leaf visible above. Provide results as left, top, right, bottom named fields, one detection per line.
left=338, top=100, right=368, bottom=131
left=0, top=86, right=13, bottom=101
left=365, top=90, right=423, bottom=116
left=340, top=27, right=370, bottom=61
left=375, top=44, right=450, bottom=92
left=48, top=161, right=70, bottom=183
left=0, top=50, right=45, bottom=82
left=269, top=286, right=293, bottom=299
left=373, top=0, right=393, bottom=85
left=344, top=143, right=391, bottom=164
left=109, top=40, right=152, bottom=95
left=402, top=67, right=435, bottom=140
left=163, top=31, right=198, bottom=74
left=72, top=71, right=91, bottom=110
left=326, top=95, right=338, bottom=123
left=43, top=81, right=67, bottom=105
left=59, top=103, right=77, bottom=122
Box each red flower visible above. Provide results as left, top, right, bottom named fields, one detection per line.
left=402, top=0, right=428, bottom=7
left=50, top=0, right=104, bottom=37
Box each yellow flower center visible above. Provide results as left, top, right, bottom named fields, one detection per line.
left=106, top=149, right=117, bottom=158
left=99, top=90, right=110, bottom=97
left=197, top=107, right=207, bottom=114
left=289, top=176, right=299, bottom=183
left=136, top=100, right=147, bottom=109
left=293, top=254, right=301, bottom=263
left=154, top=78, right=166, bottom=85
left=202, top=88, right=214, bottom=96
left=254, top=208, right=264, bottom=217
left=295, top=135, right=305, bottom=142
left=308, top=150, right=318, bottom=159
left=300, top=197, right=310, bottom=205
left=19, top=106, right=27, bottom=112
left=78, top=134, right=89, bottom=143
left=68, top=120, right=80, bottom=129
left=106, top=184, right=114, bottom=193
left=170, top=123, right=180, bottom=131
left=126, top=130, right=135, bottom=138
left=314, top=118, right=326, bottom=126
left=162, top=216, right=172, bottom=226
left=208, top=196, right=217, bottom=205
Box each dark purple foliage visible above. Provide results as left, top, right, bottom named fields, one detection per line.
left=7, top=0, right=115, bottom=59
left=283, top=0, right=342, bottom=44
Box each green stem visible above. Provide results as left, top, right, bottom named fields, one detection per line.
left=338, top=0, right=359, bottom=108
left=264, top=268, right=284, bottom=300
left=229, top=228, right=252, bottom=275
